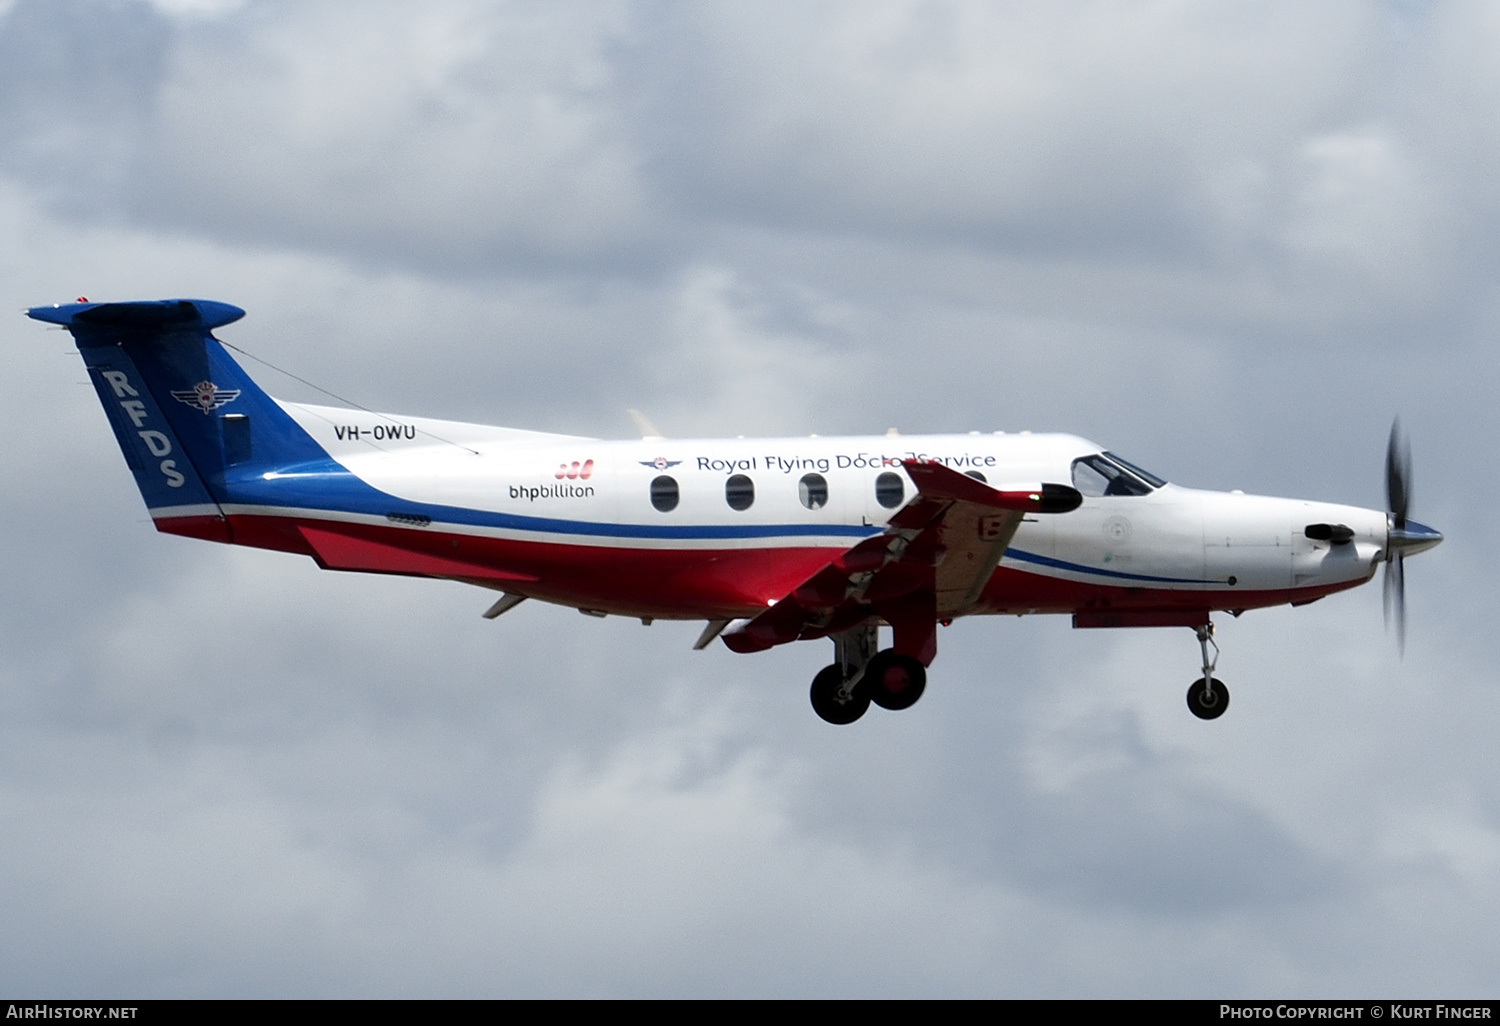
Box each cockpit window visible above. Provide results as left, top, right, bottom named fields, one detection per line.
left=1102, top=451, right=1167, bottom=489
left=1070, top=453, right=1165, bottom=497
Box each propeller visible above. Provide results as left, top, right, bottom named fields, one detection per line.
left=1384, top=419, right=1410, bottom=652
left=1383, top=418, right=1443, bottom=654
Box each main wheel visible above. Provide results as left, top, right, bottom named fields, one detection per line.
left=864, top=651, right=927, bottom=711
left=810, top=664, right=870, bottom=725
left=1186, top=677, right=1230, bottom=720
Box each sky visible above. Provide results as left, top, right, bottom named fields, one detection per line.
left=0, top=0, right=1494, bottom=998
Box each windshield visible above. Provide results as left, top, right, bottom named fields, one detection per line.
left=1070, top=452, right=1167, bottom=497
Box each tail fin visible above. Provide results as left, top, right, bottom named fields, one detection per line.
left=29, top=298, right=330, bottom=542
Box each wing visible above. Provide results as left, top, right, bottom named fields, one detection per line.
left=722, top=460, right=1081, bottom=661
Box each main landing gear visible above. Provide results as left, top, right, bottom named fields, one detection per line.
left=809, top=664, right=869, bottom=725
left=809, top=625, right=928, bottom=725
left=1186, top=623, right=1229, bottom=720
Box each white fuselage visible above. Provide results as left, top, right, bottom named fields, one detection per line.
left=251, top=402, right=1386, bottom=619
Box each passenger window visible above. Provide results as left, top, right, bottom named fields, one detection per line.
left=798, top=473, right=828, bottom=510
left=650, top=475, right=679, bottom=512
left=875, top=472, right=905, bottom=509
left=725, top=474, right=755, bottom=511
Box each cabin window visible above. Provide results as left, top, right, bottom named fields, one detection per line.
left=1070, top=453, right=1162, bottom=497
left=222, top=413, right=251, bottom=465
left=650, top=475, right=679, bottom=512
left=798, top=472, right=828, bottom=510
left=965, top=470, right=987, bottom=484
left=725, top=474, right=755, bottom=511
left=875, top=471, right=905, bottom=509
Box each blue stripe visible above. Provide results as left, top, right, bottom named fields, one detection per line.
left=411, top=508, right=879, bottom=541
left=1003, top=547, right=1214, bottom=585
left=221, top=464, right=880, bottom=542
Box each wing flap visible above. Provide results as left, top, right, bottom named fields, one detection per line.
left=722, top=461, right=1081, bottom=655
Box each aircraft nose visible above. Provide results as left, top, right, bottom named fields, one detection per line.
left=1387, top=518, right=1443, bottom=559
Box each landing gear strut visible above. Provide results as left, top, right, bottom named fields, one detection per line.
left=1186, top=623, right=1229, bottom=720
left=808, top=625, right=928, bottom=724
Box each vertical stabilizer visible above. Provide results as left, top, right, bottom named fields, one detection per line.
left=28, top=299, right=330, bottom=542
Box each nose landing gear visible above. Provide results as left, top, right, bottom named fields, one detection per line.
left=1186, top=623, right=1229, bottom=720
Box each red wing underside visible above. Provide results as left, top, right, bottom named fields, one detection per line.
left=722, top=460, right=1049, bottom=664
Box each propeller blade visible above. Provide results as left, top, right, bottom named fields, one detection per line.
left=1386, top=418, right=1411, bottom=528
left=1383, top=554, right=1406, bottom=656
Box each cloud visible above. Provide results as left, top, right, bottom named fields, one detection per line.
left=637, top=4, right=1386, bottom=255
left=144, top=0, right=243, bottom=16
left=0, top=0, right=653, bottom=269
left=151, top=0, right=649, bottom=269
left=0, top=0, right=1449, bottom=282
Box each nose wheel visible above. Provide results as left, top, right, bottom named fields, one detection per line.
left=1186, top=624, right=1230, bottom=720
left=1187, top=676, right=1229, bottom=719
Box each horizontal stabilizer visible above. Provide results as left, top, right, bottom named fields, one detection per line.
left=28, top=299, right=246, bottom=332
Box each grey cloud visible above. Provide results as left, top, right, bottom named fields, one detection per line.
left=0, top=0, right=173, bottom=212
left=0, top=0, right=1453, bottom=283
left=143, top=0, right=656, bottom=271
left=0, top=0, right=660, bottom=272
left=634, top=4, right=1391, bottom=256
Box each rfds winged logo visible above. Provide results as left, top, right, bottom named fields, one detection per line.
left=170, top=380, right=241, bottom=413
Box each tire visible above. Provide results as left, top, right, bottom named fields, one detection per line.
left=810, top=664, right=870, bottom=725
left=864, top=651, right=927, bottom=711
left=1186, top=677, right=1230, bottom=720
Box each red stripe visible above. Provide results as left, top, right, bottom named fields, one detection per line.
left=151, top=512, right=1367, bottom=621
